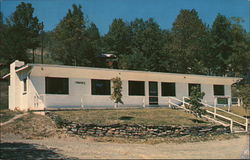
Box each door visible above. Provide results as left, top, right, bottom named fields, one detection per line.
left=149, top=81, right=158, bottom=105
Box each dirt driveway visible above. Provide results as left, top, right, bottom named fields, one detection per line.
left=1, top=134, right=249, bottom=159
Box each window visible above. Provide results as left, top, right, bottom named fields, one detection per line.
left=128, top=81, right=145, bottom=96
left=214, top=85, right=224, bottom=96
left=45, top=77, right=69, bottom=94
left=161, top=82, right=176, bottom=96
left=23, top=78, right=27, bottom=92
left=91, top=79, right=111, bottom=95
left=188, top=83, right=201, bottom=96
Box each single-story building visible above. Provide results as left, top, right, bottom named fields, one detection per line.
left=3, top=60, right=241, bottom=111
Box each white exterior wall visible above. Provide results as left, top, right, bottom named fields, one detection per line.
left=224, top=85, right=231, bottom=97
left=8, top=61, right=25, bottom=110
left=27, top=77, right=233, bottom=108
left=7, top=62, right=239, bottom=110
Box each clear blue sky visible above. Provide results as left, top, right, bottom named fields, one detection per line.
left=1, top=0, right=249, bottom=35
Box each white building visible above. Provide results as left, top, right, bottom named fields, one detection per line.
left=3, top=60, right=241, bottom=111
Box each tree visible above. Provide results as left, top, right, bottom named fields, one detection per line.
left=122, top=18, right=166, bottom=71
left=50, top=4, right=99, bottom=66
left=119, top=52, right=148, bottom=70
left=111, top=77, right=123, bottom=108
left=170, top=9, right=209, bottom=74
left=186, top=86, right=206, bottom=118
left=104, top=18, right=132, bottom=56
left=85, top=23, right=102, bottom=66
left=0, top=2, right=43, bottom=64
left=210, top=14, right=233, bottom=76
left=227, top=17, right=250, bottom=77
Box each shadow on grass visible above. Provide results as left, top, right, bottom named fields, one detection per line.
left=0, top=142, right=79, bottom=160
left=189, top=119, right=208, bottom=124
left=119, top=116, right=134, bottom=120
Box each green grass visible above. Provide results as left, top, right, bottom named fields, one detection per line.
left=55, top=108, right=210, bottom=126
left=0, top=110, right=23, bottom=123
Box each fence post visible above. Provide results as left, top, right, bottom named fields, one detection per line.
left=168, top=98, right=170, bottom=108
left=230, top=120, right=233, bottom=133
left=228, top=97, right=231, bottom=112
left=214, top=98, right=217, bottom=119
left=81, top=97, right=84, bottom=109
left=143, top=97, right=146, bottom=108
left=246, top=118, right=249, bottom=132
left=237, top=98, right=240, bottom=107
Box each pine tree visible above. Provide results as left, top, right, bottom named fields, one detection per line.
left=104, top=18, right=132, bottom=56
left=210, top=14, right=233, bottom=76
left=1, top=2, right=43, bottom=64
left=170, top=9, right=209, bottom=74
left=51, top=4, right=100, bottom=66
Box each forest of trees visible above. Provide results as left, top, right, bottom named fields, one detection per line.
left=1, top=2, right=250, bottom=79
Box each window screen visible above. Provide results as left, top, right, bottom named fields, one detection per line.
left=45, top=77, right=69, bottom=94
left=161, top=82, right=176, bottom=96
left=91, top=79, right=111, bottom=95
left=128, top=81, right=145, bottom=96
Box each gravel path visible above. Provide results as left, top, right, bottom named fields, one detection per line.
left=1, top=134, right=249, bottom=159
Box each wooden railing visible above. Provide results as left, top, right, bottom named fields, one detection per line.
left=183, top=96, right=248, bottom=132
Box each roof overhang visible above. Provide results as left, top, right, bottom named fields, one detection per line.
left=2, top=65, right=31, bottom=79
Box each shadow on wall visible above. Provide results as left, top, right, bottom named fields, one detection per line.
left=0, top=142, right=79, bottom=160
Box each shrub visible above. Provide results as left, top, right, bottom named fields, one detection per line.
left=187, top=86, right=206, bottom=118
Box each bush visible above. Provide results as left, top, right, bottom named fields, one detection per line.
left=187, top=87, right=206, bottom=118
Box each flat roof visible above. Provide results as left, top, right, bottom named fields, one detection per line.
left=27, top=63, right=241, bottom=80
left=2, top=62, right=242, bottom=82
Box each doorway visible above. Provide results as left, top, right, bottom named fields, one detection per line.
left=149, top=81, right=158, bottom=105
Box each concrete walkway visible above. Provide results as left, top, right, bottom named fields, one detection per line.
left=0, top=113, right=28, bottom=126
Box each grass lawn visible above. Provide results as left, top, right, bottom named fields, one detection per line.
left=54, top=108, right=211, bottom=126
left=222, top=106, right=250, bottom=117
left=0, top=109, right=23, bottom=123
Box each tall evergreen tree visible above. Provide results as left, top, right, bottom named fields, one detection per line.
left=51, top=4, right=99, bottom=66
left=104, top=18, right=132, bottom=56
left=85, top=23, right=101, bottom=66
left=170, top=9, right=209, bottom=74
left=227, top=17, right=250, bottom=77
left=210, top=14, right=233, bottom=75
left=0, top=2, right=43, bottom=64
left=124, top=18, right=166, bottom=71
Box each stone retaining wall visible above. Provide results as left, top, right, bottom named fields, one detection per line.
left=46, top=112, right=230, bottom=138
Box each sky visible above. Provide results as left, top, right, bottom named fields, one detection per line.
left=1, top=0, right=250, bottom=35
